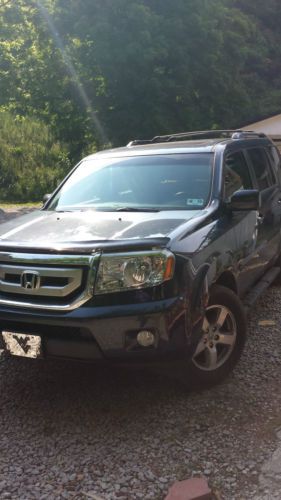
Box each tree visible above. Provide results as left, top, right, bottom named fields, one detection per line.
left=53, top=0, right=271, bottom=141
left=0, top=0, right=281, bottom=203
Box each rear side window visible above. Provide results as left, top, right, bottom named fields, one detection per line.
left=247, top=148, right=274, bottom=190
left=266, top=146, right=281, bottom=180
left=224, top=151, right=253, bottom=200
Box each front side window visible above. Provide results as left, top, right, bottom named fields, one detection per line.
left=247, top=148, right=274, bottom=190
left=224, top=151, right=253, bottom=200
left=48, top=153, right=214, bottom=212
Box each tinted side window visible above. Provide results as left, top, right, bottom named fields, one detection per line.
left=247, top=148, right=274, bottom=190
left=266, top=146, right=281, bottom=180
left=224, top=151, right=253, bottom=200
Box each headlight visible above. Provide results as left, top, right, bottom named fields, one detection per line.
left=95, top=250, right=175, bottom=295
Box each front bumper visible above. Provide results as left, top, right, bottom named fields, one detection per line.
left=0, top=296, right=193, bottom=362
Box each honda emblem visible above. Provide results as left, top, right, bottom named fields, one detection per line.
left=20, top=270, right=41, bottom=290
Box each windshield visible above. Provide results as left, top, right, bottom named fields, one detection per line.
left=48, top=153, right=214, bottom=212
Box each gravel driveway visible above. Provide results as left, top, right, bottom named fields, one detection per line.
left=1, top=208, right=281, bottom=500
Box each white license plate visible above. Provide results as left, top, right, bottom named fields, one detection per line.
left=2, top=331, right=42, bottom=358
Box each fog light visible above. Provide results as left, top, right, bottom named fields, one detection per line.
left=136, top=330, right=155, bottom=347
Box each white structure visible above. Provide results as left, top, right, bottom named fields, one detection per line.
left=242, top=114, right=281, bottom=148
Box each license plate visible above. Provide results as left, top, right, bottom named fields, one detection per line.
left=2, top=331, right=42, bottom=358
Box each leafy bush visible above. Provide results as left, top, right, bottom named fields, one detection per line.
left=0, top=111, right=71, bottom=202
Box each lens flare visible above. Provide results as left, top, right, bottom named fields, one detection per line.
left=35, top=1, right=108, bottom=145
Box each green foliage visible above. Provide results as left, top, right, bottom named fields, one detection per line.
left=0, top=111, right=70, bottom=202
left=0, top=0, right=281, bottom=201
left=51, top=0, right=280, bottom=141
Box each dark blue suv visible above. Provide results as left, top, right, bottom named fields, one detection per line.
left=0, top=130, right=280, bottom=387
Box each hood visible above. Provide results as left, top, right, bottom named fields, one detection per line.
left=0, top=209, right=203, bottom=248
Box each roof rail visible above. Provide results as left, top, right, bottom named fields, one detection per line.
left=127, top=130, right=267, bottom=146
left=231, top=131, right=266, bottom=139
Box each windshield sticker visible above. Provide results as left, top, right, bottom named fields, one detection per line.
left=186, top=198, right=204, bottom=206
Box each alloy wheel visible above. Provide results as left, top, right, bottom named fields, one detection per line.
left=192, top=304, right=237, bottom=371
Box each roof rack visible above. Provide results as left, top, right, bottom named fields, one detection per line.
left=231, top=131, right=267, bottom=140
left=127, top=130, right=267, bottom=146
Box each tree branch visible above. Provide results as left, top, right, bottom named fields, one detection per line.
left=0, top=0, right=13, bottom=9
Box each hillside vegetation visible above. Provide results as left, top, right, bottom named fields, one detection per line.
left=0, top=0, right=281, bottom=201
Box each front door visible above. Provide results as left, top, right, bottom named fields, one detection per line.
left=223, top=150, right=260, bottom=295
left=245, top=147, right=281, bottom=272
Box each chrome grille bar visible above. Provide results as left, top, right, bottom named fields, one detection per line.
left=0, top=252, right=93, bottom=266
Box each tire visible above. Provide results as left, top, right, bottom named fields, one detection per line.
left=273, top=273, right=281, bottom=286
left=178, top=284, right=247, bottom=389
left=272, top=254, right=281, bottom=285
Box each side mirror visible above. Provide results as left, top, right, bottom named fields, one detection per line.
left=228, top=189, right=260, bottom=211
left=42, top=193, right=51, bottom=204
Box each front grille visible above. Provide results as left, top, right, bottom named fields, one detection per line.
left=0, top=252, right=99, bottom=311
left=0, top=264, right=83, bottom=297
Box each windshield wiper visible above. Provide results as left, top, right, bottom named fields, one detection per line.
left=114, top=207, right=159, bottom=212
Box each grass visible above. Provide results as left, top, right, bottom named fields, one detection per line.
left=0, top=202, right=41, bottom=209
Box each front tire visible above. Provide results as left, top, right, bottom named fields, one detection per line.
left=181, top=285, right=247, bottom=389
left=272, top=253, right=281, bottom=285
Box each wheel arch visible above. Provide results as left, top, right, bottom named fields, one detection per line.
left=188, top=266, right=238, bottom=326
left=215, top=271, right=238, bottom=295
